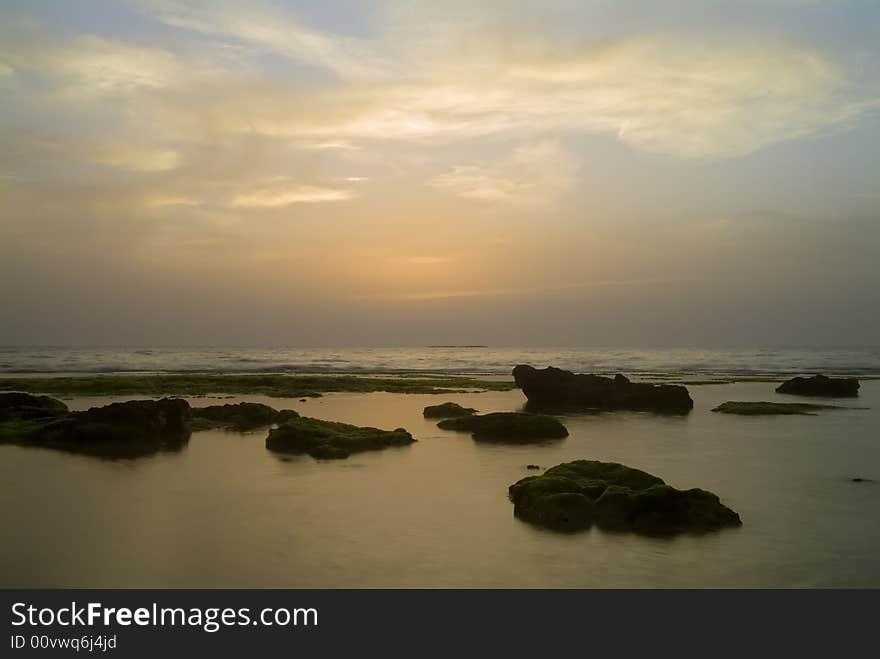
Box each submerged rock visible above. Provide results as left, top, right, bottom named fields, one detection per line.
left=776, top=375, right=859, bottom=398
left=1, top=398, right=192, bottom=458
left=508, top=460, right=741, bottom=536
left=0, top=392, right=68, bottom=421
left=711, top=401, right=839, bottom=415
left=191, top=402, right=298, bottom=431
left=437, top=412, right=568, bottom=442
left=513, top=365, right=693, bottom=414
left=266, top=416, right=415, bottom=460
left=423, top=402, right=478, bottom=418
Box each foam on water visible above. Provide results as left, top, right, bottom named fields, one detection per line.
left=1, top=346, right=879, bottom=377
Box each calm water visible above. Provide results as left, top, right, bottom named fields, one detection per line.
left=2, top=346, right=880, bottom=376
left=1, top=380, right=878, bottom=587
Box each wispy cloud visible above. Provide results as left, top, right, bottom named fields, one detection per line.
left=90, top=144, right=181, bottom=172
left=138, top=0, right=391, bottom=79
left=359, top=277, right=679, bottom=302
left=231, top=179, right=354, bottom=207
left=431, top=141, right=578, bottom=207
left=390, top=256, right=452, bottom=265
left=126, top=31, right=876, bottom=159
left=0, top=35, right=179, bottom=95
left=4, top=7, right=878, bottom=162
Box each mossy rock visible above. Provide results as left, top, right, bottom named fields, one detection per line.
left=509, top=460, right=741, bottom=536
left=513, top=365, right=693, bottom=414
left=309, top=444, right=350, bottom=460
left=0, top=373, right=516, bottom=398
left=437, top=412, right=568, bottom=442
left=0, top=397, right=191, bottom=459
left=0, top=392, right=69, bottom=421
left=776, top=375, right=859, bottom=398
left=711, top=401, right=839, bottom=415
left=191, top=402, right=298, bottom=431
left=423, top=402, right=478, bottom=418
left=266, top=416, right=415, bottom=460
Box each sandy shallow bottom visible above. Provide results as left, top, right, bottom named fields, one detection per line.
left=1, top=381, right=879, bottom=587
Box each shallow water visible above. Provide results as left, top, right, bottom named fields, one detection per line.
left=1, top=381, right=879, bottom=587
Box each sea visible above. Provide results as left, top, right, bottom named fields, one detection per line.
left=1, top=346, right=879, bottom=587
left=1, top=345, right=879, bottom=377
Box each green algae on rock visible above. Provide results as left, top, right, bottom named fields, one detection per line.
left=0, top=373, right=515, bottom=399
left=437, top=412, right=568, bottom=442
left=0, top=392, right=69, bottom=421
left=0, top=397, right=191, bottom=459
left=423, top=402, right=478, bottom=418
left=509, top=460, right=741, bottom=536
left=191, top=402, right=298, bottom=431
left=266, top=416, right=415, bottom=460
left=711, top=401, right=840, bottom=415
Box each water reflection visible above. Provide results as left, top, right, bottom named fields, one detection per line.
left=0, top=383, right=878, bottom=587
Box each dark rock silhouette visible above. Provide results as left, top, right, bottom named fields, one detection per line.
left=712, top=401, right=839, bottom=415
left=509, top=460, right=741, bottom=536
left=526, top=464, right=542, bottom=470
left=437, top=412, right=568, bottom=442
left=423, top=402, right=478, bottom=418
left=776, top=375, right=859, bottom=398
left=513, top=365, right=693, bottom=414
left=1, top=397, right=192, bottom=458
left=192, top=402, right=298, bottom=431
left=0, top=392, right=69, bottom=421
left=266, top=417, right=415, bottom=460
left=308, top=444, right=351, bottom=460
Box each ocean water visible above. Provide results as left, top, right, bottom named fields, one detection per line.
left=1, top=378, right=879, bottom=587
left=1, top=345, right=879, bottom=376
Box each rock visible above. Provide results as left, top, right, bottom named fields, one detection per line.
left=851, top=477, right=874, bottom=483
left=266, top=416, right=415, bottom=460
left=437, top=412, right=568, bottom=442
left=73, top=397, right=189, bottom=432
left=513, top=365, right=693, bottom=414
left=191, top=402, right=298, bottom=431
left=508, top=460, right=741, bottom=536
left=526, top=464, right=542, bottom=470
left=0, top=392, right=68, bottom=421
left=309, top=444, right=350, bottom=460
left=776, top=375, right=859, bottom=398
left=1, top=398, right=192, bottom=458
left=423, top=402, right=478, bottom=418
left=711, top=401, right=839, bottom=415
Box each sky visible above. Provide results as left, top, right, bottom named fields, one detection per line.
left=0, top=0, right=878, bottom=347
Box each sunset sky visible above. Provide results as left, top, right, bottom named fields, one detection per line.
left=1, top=0, right=878, bottom=346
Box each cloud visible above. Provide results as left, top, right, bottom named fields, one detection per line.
left=305, top=141, right=362, bottom=151
left=128, top=29, right=876, bottom=159
left=390, top=256, right=452, bottom=265
left=0, top=35, right=179, bottom=96
left=147, top=195, right=201, bottom=208
left=90, top=145, right=182, bottom=172
left=57, top=36, right=178, bottom=92
left=359, top=277, right=678, bottom=302
left=230, top=179, right=354, bottom=207
left=138, top=0, right=391, bottom=79
left=505, top=37, right=869, bottom=158
left=430, top=141, right=578, bottom=206
left=4, top=5, right=877, bottom=162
